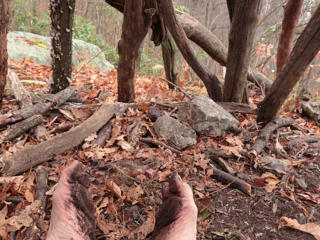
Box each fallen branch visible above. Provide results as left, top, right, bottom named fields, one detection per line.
left=7, top=115, right=43, bottom=140
left=8, top=70, right=32, bottom=108
left=288, top=135, right=320, bottom=146
left=159, top=77, right=192, bottom=100
left=140, top=137, right=182, bottom=155
left=251, top=117, right=294, bottom=156
left=0, top=87, right=77, bottom=128
left=210, top=166, right=252, bottom=196
left=2, top=103, right=117, bottom=176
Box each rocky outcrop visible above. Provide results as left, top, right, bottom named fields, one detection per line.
left=7, top=31, right=114, bottom=72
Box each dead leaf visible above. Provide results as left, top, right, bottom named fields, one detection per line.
left=261, top=172, right=280, bottom=193
left=159, top=170, right=171, bottom=182
left=279, top=217, right=320, bottom=240
left=127, top=184, right=144, bottom=202
left=127, top=210, right=155, bottom=239
left=105, top=179, right=122, bottom=199
left=24, top=189, right=34, bottom=203
left=117, top=140, right=135, bottom=152
left=58, top=109, right=75, bottom=121
left=5, top=200, right=41, bottom=232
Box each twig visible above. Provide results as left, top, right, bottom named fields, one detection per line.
left=159, top=78, right=192, bottom=99
left=139, top=137, right=182, bottom=154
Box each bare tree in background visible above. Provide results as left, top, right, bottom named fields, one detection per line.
left=0, top=0, right=9, bottom=107
left=49, top=0, right=75, bottom=93
left=258, top=4, right=320, bottom=122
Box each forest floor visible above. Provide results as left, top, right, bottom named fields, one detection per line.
left=0, top=60, right=320, bottom=240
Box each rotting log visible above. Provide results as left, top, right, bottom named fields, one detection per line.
left=257, top=5, right=320, bottom=122
left=0, top=87, right=76, bottom=128
left=2, top=103, right=116, bottom=176
left=158, top=0, right=223, bottom=101
left=223, top=0, right=261, bottom=102
left=7, top=115, right=43, bottom=140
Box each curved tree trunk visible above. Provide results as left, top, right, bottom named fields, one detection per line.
left=49, top=0, right=75, bottom=93
left=223, top=0, right=261, bottom=102
left=158, top=0, right=223, bottom=101
left=0, top=0, right=9, bottom=107
left=257, top=4, right=320, bottom=123
left=117, top=0, right=152, bottom=102
left=276, top=0, right=304, bottom=75
left=161, top=30, right=179, bottom=89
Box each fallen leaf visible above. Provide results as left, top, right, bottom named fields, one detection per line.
left=127, top=184, right=144, bottom=202
left=127, top=210, right=155, bottom=239
left=105, top=179, right=122, bottom=199
left=5, top=200, right=41, bottom=232
left=261, top=172, right=280, bottom=193
left=279, top=217, right=320, bottom=240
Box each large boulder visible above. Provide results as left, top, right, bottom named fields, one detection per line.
left=179, top=95, right=239, bottom=136
left=153, top=114, right=197, bottom=150
left=7, top=31, right=114, bottom=72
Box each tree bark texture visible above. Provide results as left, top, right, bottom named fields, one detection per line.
left=105, top=0, right=272, bottom=92
left=49, top=0, right=75, bottom=93
left=276, top=0, right=304, bottom=75
left=117, top=0, right=152, bottom=102
left=161, top=30, right=179, bottom=89
left=158, top=0, right=223, bottom=101
left=226, top=0, right=236, bottom=22
left=223, top=0, right=261, bottom=102
left=257, top=4, right=320, bottom=123
left=0, top=0, right=9, bottom=107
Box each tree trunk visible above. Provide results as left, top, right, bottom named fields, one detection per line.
left=223, top=0, right=261, bottom=102
left=257, top=4, right=320, bottom=123
left=117, top=0, right=152, bottom=102
left=0, top=0, right=9, bottom=107
left=226, top=0, right=236, bottom=22
left=161, top=30, right=179, bottom=89
left=158, top=0, right=223, bottom=101
left=105, top=0, right=273, bottom=92
left=49, top=0, right=75, bottom=93
left=276, top=0, right=304, bottom=75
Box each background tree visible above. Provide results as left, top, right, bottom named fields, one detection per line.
left=0, top=0, right=9, bottom=107
left=49, top=0, right=75, bottom=93
left=258, top=4, right=320, bottom=122
left=223, top=0, right=261, bottom=102
left=276, top=0, right=304, bottom=75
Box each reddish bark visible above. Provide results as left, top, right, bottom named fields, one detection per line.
left=257, top=4, right=320, bottom=122
left=0, top=0, right=9, bottom=107
left=276, top=0, right=304, bottom=75
left=117, top=0, right=152, bottom=102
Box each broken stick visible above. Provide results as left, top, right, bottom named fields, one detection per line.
left=8, top=70, right=32, bottom=108
left=2, top=103, right=117, bottom=176
left=0, top=87, right=77, bottom=128
left=7, top=115, right=43, bottom=140
left=251, top=117, right=294, bottom=156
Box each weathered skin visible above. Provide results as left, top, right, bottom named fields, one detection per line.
left=47, top=161, right=96, bottom=240
left=153, top=174, right=198, bottom=240
left=47, top=162, right=197, bottom=240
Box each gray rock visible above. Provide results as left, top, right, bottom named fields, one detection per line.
left=259, top=156, right=291, bottom=174
left=179, top=95, right=239, bottom=136
left=7, top=31, right=114, bottom=72
left=154, top=115, right=197, bottom=150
